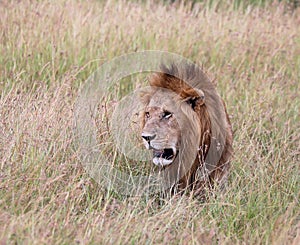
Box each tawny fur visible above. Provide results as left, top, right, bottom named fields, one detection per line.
left=141, top=63, right=233, bottom=197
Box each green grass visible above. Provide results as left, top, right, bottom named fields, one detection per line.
left=0, top=0, right=299, bottom=244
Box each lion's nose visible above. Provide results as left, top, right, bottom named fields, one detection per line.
left=141, top=134, right=156, bottom=143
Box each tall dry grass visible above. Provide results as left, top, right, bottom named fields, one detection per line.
left=0, top=0, right=299, bottom=244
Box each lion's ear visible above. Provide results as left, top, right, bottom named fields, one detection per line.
left=184, top=88, right=205, bottom=110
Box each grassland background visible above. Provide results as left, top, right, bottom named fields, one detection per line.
left=0, top=0, right=299, bottom=244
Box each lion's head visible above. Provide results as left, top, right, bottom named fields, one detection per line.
left=141, top=87, right=206, bottom=167
left=140, top=63, right=233, bottom=194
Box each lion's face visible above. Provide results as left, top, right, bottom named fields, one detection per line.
left=141, top=85, right=206, bottom=168
left=141, top=90, right=181, bottom=167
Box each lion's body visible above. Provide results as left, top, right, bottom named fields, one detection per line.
left=140, top=63, right=233, bottom=196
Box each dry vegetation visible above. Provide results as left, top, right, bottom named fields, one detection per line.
left=0, top=0, right=299, bottom=244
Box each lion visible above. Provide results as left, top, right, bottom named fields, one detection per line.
left=140, top=63, right=233, bottom=196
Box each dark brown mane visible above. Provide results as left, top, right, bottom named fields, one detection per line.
left=149, top=63, right=210, bottom=100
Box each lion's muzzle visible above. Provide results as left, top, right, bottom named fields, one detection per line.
left=141, top=133, right=177, bottom=167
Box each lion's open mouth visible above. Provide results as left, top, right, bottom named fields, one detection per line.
left=152, top=148, right=177, bottom=167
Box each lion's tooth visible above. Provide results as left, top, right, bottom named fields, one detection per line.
left=153, top=157, right=173, bottom=167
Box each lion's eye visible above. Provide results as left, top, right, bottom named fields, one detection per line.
left=162, top=111, right=172, bottom=119
left=145, top=112, right=150, bottom=118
